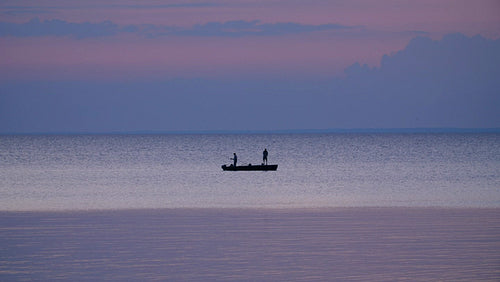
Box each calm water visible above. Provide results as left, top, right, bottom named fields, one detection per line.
left=1, top=133, right=499, bottom=210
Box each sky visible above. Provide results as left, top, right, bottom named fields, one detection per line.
left=0, top=0, right=499, bottom=133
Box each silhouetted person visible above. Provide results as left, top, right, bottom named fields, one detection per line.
left=231, top=153, right=237, bottom=167
left=263, top=148, right=268, bottom=165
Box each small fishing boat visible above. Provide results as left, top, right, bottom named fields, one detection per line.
left=221, top=164, right=278, bottom=171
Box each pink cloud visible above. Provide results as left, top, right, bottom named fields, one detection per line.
left=1, top=0, right=499, bottom=81
left=2, top=1, right=499, bottom=36
left=1, top=31, right=413, bottom=81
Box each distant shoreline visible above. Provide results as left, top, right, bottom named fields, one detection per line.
left=1, top=206, right=499, bottom=214
left=1, top=128, right=499, bottom=135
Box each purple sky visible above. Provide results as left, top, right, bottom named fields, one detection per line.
left=0, top=1, right=499, bottom=132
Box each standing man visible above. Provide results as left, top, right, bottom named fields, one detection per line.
left=263, top=148, right=268, bottom=165
left=231, top=153, right=238, bottom=167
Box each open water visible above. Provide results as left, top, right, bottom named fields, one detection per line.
left=1, top=133, right=499, bottom=210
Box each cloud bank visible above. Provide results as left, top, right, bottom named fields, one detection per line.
left=0, top=18, right=354, bottom=38
left=178, top=20, right=353, bottom=37
left=1, top=33, right=499, bottom=132
left=0, top=18, right=119, bottom=38
left=337, top=33, right=500, bottom=128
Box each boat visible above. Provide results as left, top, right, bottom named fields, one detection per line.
left=221, top=164, right=278, bottom=171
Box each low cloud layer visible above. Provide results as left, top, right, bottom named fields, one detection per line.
left=179, top=20, right=353, bottom=37
left=0, top=18, right=354, bottom=38
left=0, top=18, right=119, bottom=38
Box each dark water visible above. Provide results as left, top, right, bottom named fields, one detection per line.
left=1, top=133, right=499, bottom=210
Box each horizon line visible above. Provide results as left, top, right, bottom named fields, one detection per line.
left=1, top=128, right=499, bottom=135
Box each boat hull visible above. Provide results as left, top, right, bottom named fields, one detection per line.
left=222, top=164, right=278, bottom=171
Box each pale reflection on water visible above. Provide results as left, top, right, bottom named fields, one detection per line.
left=1, top=208, right=499, bottom=281
left=1, top=133, right=499, bottom=210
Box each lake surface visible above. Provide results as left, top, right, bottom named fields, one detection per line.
left=2, top=134, right=500, bottom=280
left=1, top=133, right=499, bottom=210
left=2, top=208, right=499, bottom=281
